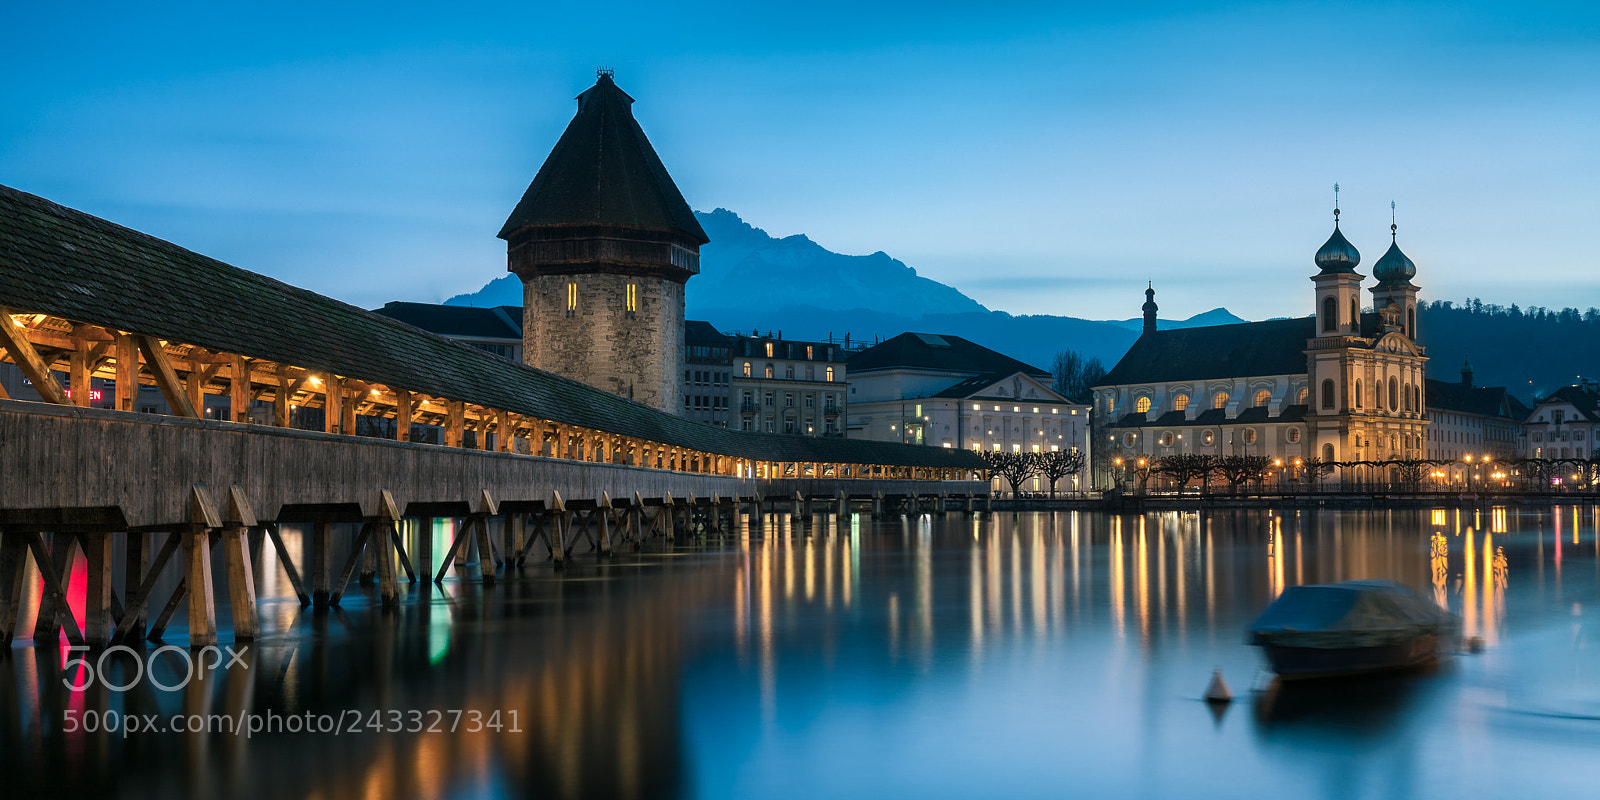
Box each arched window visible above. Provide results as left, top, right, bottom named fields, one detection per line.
left=1173, top=393, right=1190, bottom=412
left=1389, top=377, right=1400, bottom=412
left=1404, top=383, right=1412, bottom=411
left=1297, top=387, right=1309, bottom=405
left=1322, top=443, right=1335, bottom=462
left=1135, top=397, right=1152, bottom=413
left=1212, top=391, right=1229, bottom=410
left=764, top=363, right=774, bottom=379
left=1254, top=389, right=1271, bottom=407
left=1321, top=297, right=1336, bottom=332
left=742, top=361, right=752, bottom=377
left=1321, top=379, right=1335, bottom=409
left=1350, top=297, right=1360, bottom=332
left=825, top=366, right=834, bottom=382
left=1355, top=380, right=1363, bottom=408
left=1407, top=306, right=1416, bottom=338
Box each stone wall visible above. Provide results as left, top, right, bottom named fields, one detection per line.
left=521, top=273, right=683, bottom=412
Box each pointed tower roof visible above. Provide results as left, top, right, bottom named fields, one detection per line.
left=499, top=71, right=709, bottom=244
left=1372, top=217, right=1417, bottom=288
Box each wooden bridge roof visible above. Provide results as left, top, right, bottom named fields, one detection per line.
left=0, top=184, right=980, bottom=470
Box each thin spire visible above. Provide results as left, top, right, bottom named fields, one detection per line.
left=1390, top=200, right=1397, bottom=240
left=1333, top=182, right=1341, bottom=225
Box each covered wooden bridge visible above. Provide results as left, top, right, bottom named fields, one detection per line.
left=0, top=184, right=987, bottom=648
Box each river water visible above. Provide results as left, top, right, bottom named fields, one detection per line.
left=4, top=506, right=1600, bottom=799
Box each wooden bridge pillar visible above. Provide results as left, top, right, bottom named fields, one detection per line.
left=222, top=487, right=260, bottom=638
left=662, top=492, right=675, bottom=543
left=836, top=490, right=848, bottom=521
left=596, top=493, right=614, bottom=557
left=872, top=491, right=884, bottom=520
left=82, top=531, right=116, bottom=647
left=0, top=531, right=30, bottom=645
left=33, top=532, right=77, bottom=643
left=185, top=486, right=223, bottom=647
left=311, top=522, right=333, bottom=608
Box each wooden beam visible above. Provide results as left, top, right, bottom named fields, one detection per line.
left=115, top=333, right=139, bottom=412
left=446, top=401, right=464, bottom=448
left=229, top=354, right=251, bottom=422
left=0, top=306, right=68, bottom=404
left=323, top=377, right=342, bottom=434
left=394, top=389, right=413, bottom=441
left=135, top=335, right=199, bottom=418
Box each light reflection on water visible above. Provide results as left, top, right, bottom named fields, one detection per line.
left=3, top=506, right=1600, bottom=799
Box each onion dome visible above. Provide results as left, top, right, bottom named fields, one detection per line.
left=1372, top=223, right=1417, bottom=287
left=1314, top=216, right=1361, bottom=275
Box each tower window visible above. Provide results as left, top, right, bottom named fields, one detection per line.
left=625, top=283, right=637, bottom=317
left=1322, top=297, right=1336, bottom=332
left=1350, top=297, right=1359, bottom=332
left=566, top=282, right=577, bottom=317
left=1321, top=379, right=1335, bottom=409
left=1355, top=380, right=1363, bottom=408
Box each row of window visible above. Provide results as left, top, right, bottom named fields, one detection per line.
left=684, top=395, right=728, bottom=412
left=744, top=342, right=836, bottom=361
left=561, top=281, right=638, bottom=318
left=1532, top=430, right=1587, bottom=442
left=738, top=361, right=835, bottom=381
left=739, top=418, right=833, bottom=434
left=1129, top=388, right=1307, bottom=415
left=685, top=370, right=730, bottom=386
left=1118, top=427, right=1302, bottom=448
left=1319, top=376, right=1420, bottom=413
left=743, top=390, right=840, bottom=410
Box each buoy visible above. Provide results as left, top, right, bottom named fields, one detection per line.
left=1204, top=668, right=1232, bottom=703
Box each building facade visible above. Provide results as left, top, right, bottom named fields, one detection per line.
left=730, top=333, right=847, bottom=436
left=501, top=70, right=707, bottom=412
left=683, top=320, right=734, bottom=427
left=846, top=332, right=1089, bottom=491
left=1423, top=360, right=1529, bottom=461
left=1093, top=209, right=1430, bottom=487
left=1523, top=382, right=1600, bottom=462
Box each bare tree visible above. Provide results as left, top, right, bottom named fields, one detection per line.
left=1051, top=349, right=1107, bottom=403
left=1156, top=453, right=1215, bottom=492
left=981, top=450, right=1042, bottom=496
left=1217, top=455, right=1273, bottom=491
left=1037, top=448, right=1086, bottom=497
left=1299, top=456, right=1335, bottom=487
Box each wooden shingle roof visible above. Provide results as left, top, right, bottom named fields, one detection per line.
left=0, top=184, right=978, bottom=470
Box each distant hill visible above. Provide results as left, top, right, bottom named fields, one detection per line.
left=1417, top=300, right=1600, bottom=399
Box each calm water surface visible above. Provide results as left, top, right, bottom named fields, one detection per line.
left=4, top=507, right=1600, bottom=799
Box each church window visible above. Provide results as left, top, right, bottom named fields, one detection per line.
left=1321, top=379, right=1335, bottom=409
left=1212, top=391, right=1229, bottom=410
left=1287, top=427, right=1301, bottom=443
left=742, top=361, right=752, bottom=377
left=1244, top=429, right=1257, bottom=445
left=1160, top=432, right=1174, bottom=446
left=1297, top=387, right=1309, bottom=405
left=1201, top=429, right=1215, bottom=445
left=1407, top=306, right=1415, bottom=338
left=1323, top=443, right=1335, bottom=462
left=1355, top=380, right=1363, bottom=408
left=1350, top=297, right=1360, bottom=332
left=1135, top=397, right=1151, bottom=413
left=1321, top=297, right=1336, bottom=332
left=1254, top=389, right=1271, bottom=408
left=826, top=367, right=835, bottom=382
left=1389, top=377, right=1400, bottom=412
left=625, top=283, right=637, bottom=317
left=566, top=282, right=577, bottom=317
left=1173, top=394, right=1190, bottom=412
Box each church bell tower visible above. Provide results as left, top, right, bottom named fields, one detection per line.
left=500, top=70, right=709, bottom=411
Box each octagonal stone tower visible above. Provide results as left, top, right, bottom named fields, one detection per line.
left=500, top=71, right=708, bottom=411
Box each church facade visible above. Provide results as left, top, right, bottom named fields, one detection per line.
left=1092, top=209, right=1429, bottom=488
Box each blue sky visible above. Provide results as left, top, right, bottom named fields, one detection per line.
left=2, top=1, right=1596, bottom=320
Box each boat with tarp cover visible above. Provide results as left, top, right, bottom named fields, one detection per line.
left=1248, top=580, right=1457, bottom=680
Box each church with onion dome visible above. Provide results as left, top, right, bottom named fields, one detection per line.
left=1090, top=198, right=1429, bottom=488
